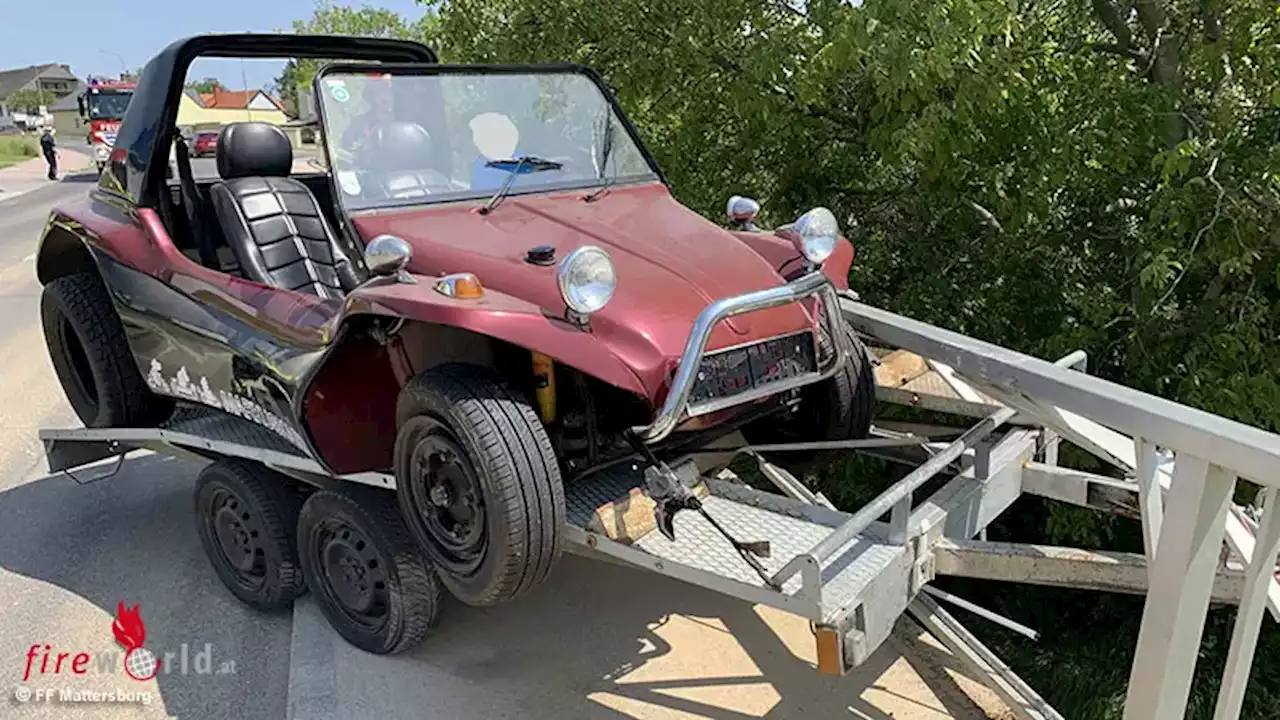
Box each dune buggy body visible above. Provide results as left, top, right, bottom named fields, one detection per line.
left=34, top=32, right=881, bottom=661
left=35, top=36, right=861, bottom=479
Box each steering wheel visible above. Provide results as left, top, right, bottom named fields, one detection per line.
left=378, top=168, right=456, bottom=200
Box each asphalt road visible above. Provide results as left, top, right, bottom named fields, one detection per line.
left=0, top=170, right=1007, bottom=720
left=0, top=174, right=293, bottom=720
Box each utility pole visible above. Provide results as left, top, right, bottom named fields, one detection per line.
left=99, top=50, right=127, bottom=79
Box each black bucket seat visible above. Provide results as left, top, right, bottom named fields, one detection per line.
left=210, top=122, right=361, bottom=299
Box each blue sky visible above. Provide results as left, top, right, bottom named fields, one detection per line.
left=0, top=0, right=429, bottom=92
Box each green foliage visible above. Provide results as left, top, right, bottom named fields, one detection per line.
left=186, top=77, right=222, bottom=94
left=272, top=0, right=443, bottom=115
left=0, top=136, right=38, bottom=169
left=286, top=0, right=1280, bottom=712
left=425, top=0, right=1280, bottom=440
left=5, top=88, right=51, bottom=113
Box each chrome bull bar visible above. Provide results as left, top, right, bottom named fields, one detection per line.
left=631, top=270, right=850, bottom=444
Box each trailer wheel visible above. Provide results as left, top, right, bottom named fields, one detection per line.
left=297, top=488, right=442, bottom=655
left=41, top=272, right=172, bottom=428
left=194, top=460, right=306, bottom=611
left=743, top=322, right=875, bottom=467
left=394, top=363, right=565, bottom=607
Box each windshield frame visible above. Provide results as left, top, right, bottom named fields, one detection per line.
left=312, top=62, right=667, bottom=217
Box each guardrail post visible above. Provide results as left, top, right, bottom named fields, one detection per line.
left=1213, top=486, right=1280, bottom=719
left=1123, top=456, right=1235, bottom=720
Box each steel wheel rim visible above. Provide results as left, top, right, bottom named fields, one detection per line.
left=405, top=421, right=486, bottom=576
left=311, top=518, right=390, bottom=630
left=205, top=487, right=267, bottom=591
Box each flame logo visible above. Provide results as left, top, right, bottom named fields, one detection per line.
left=112, top=601, right=160, bottom=681
left=112, top=601, right=146, bottom=651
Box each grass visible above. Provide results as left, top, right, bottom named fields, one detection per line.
left=0, top=135, right=39, bottom=169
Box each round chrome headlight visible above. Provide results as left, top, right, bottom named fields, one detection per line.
left=792, top=207, right=839, bottom=264
left=557, top=245, right=616, bottom=315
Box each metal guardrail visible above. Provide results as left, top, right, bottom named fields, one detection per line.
left=839, top=297, right=1280, bottom=720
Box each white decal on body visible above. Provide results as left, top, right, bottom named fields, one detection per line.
left=144, top=359, right=308, bottom=450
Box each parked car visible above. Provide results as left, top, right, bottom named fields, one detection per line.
left=189, top=130, right=218, bottom=157
left=32, top=33, right=874, bottom=655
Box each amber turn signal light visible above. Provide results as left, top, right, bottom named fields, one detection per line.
left=434, top=273, right=484, bottom=299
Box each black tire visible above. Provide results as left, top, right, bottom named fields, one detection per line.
left=194, top=459, right=306, bottom=611
left=742, top=323, right=875, bottom=467
left=40, top=271, right=173, bottom=428
left=297, top=488, right=442, bottom=655
left=394, top=363, right=565, bottom=607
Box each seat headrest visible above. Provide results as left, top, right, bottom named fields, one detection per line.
left=361, top=121, right=434, bottom=173
left=217, top=122, right=292, bottom=180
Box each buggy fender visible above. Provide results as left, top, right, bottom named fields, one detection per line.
left=729, top=230, right=854, bottom=289
left=35, top=205, right=102, bottom=285
left=342, top=279, right=650, bottom=397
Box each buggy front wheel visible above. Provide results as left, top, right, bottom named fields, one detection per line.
left=741, top=322, right=875, bottom=469
left=393, top=363, right=566, bottom=608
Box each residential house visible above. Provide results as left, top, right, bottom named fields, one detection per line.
left=0, top=63, right=79, bottom=129
left=177, top=87, right=288, bottom=132
left=49, top=80, right=91, bottom=140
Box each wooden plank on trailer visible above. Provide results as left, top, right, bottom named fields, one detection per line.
left=874, top=349, right=930, bottom=388
left=586, top=483, right=710, bottom=544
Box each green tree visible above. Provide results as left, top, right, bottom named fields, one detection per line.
left=6, top=88, right=51, bottom=113
left=423, top=0, right=1280, bottom=714
left=272, top=0, right=441, bottom=117
left=186, top=77, right=222, bottom=94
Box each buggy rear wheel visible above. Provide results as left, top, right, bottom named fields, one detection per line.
left=194, top=459, right=306, bottom=611
left=40, top=271, right=173, bottom=428
left=297, top=488, right=442, bottom=655
left=394, top=363, right=565, bottom=607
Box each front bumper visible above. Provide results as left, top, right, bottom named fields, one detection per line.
left=631, top=270, right=850, bottom=444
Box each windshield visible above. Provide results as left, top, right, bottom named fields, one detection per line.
left=86, top=91, right=131, bottom=120
left=316, top=69, right=658, bottom=212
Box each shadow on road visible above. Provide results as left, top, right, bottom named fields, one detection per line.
left=0, top=451, right=999, bottom=720
left=58, top=171, right=99, bottom=185
left=331, top=550, right=999, bottom=719
left=0, top=453, right=292, bottom=720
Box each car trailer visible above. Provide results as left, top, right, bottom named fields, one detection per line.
left=38, top=295, right=1280, bottom=720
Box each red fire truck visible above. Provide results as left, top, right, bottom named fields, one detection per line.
left=77, top=80, right=135, bottom=174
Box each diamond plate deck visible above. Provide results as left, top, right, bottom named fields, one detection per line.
left=163, top=404, right=309, bottom=458
left=565, top=463, right=907, bottom=622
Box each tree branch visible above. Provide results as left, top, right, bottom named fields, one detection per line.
left=1091, top=0, right=1134, bottom=50
left=1132, top=0, right=1169, bottom=42
left=1090, top=42, right=1146, bottom=62
left=1149, top=156, right=1221, bottom=318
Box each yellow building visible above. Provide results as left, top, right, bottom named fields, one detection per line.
left=177, top=88, right=288, bottom=133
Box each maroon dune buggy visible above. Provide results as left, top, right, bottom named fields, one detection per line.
left=35, top=34, right=874, bottom=656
